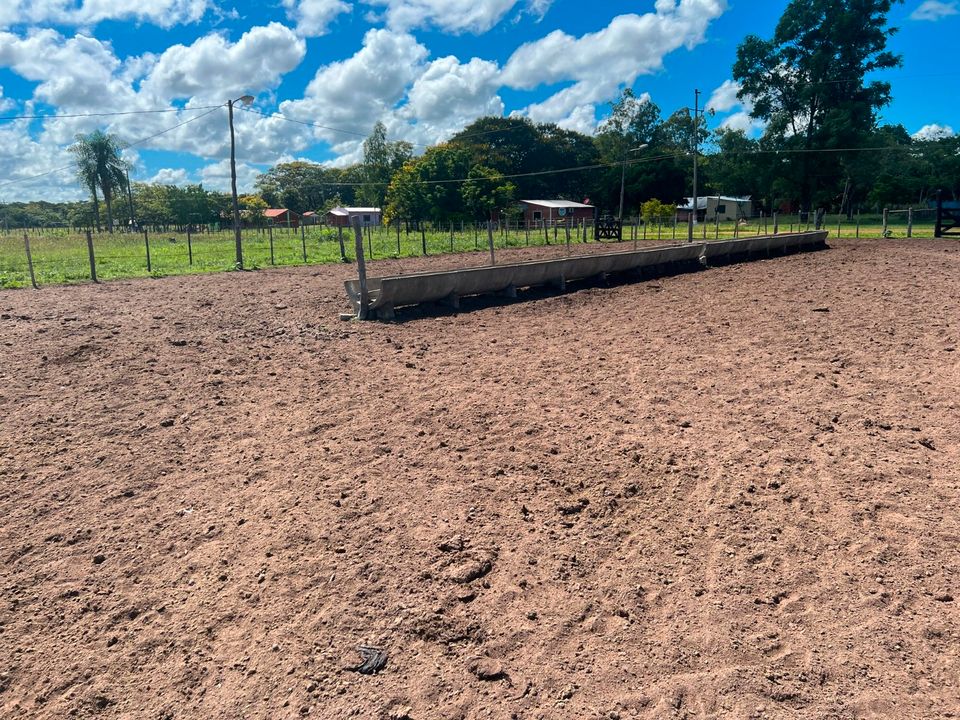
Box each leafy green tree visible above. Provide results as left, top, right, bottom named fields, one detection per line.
left=256, top=161, right=335, bottom=214
left=733, top=0, right=903, bottom=211
left=462, top=165, right=517, bottom=220
left=357, top=122, right=414, bottom=209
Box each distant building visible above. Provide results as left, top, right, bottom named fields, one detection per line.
left=264, top=208, right=301, bottom=228
left=519, top=200, right=595, bottom=226
left=676, top=196, right=753, bottom=223
left=325, top=207, right=383, bottom=227
left=302, top=211, right=320, bottom=225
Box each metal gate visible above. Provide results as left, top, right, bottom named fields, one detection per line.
left=936, top=190, right=960, bottom=238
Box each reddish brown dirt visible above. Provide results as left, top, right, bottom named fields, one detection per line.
left=0, top=238, right=958, bottom=720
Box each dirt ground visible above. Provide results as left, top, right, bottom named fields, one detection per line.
left=0, top=238, right=958, bottom=720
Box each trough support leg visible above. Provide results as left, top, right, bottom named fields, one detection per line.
left=352, top=218, right=369, bottom=320
left=549, top=275, right=566, bottom=292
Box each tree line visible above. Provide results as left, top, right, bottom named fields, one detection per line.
left=3, top=0, right=957, bottom=231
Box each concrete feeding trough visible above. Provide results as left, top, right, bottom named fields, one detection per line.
left=344, top=231, right=828, bottom=320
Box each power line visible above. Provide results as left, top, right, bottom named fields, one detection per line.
left=0, top=105, right=222, bottom=123
left=0, top=105, right=226, bottom=190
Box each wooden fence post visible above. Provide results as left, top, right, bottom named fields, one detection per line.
left=337, top=225, right=346, bottom=262
left=772, top=212, right=778, bottom=235
left=352, top=218, right=369, bottom=320
left=187, top=227, right=193, bottom=266
left=269, top=226, right=275, bottom=265
left=396, top=220, right=401, bottom=256
left=856, top=209, right=861, bottom=238
left=23, top=232, right=38, bottom=289
left=143, top=229, right=151, bottom=272
left=487, top=221, right=496, bottom=266
left=301, top=224, right=308, bottom=262
left=882, top=208, right=889, bottom=236
left=421, top=224, right=427, bottom=255
left=450, top=221, right=454, bottom=253
left=907, top=207, right=913, bottom=238
left=85, top=230, right=97, bottom=282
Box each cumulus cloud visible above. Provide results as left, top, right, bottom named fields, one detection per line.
left=363, top=0, right=521, bottom=33
left=912, top=123, right=955, bottom=140
left=141, top=23, right=306, bottom=102
left=706, top=79, right=764, bottom=136
left=199, top=158, right=263, bottom=192
left=505, top=0, right=727, bottom=130
left=910, top=0, right=959, bottom=21
left=282, top=0, right=352, bottom=36
left=148, top=168, right=192, bottom=185
left=0, top=0, right=211, bottom=29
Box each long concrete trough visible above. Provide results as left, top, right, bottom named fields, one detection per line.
left=345, top=230, right=828, bottom=320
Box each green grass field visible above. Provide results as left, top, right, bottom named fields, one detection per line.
left=0, top=215, right=943, bottom=289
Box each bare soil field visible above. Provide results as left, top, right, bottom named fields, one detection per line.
left=0, top=238, right=958, bottom=720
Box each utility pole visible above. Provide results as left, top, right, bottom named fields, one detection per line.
left=618, top=143, right=649, bottom=224
left=125, top=168, right=136, bottom=231
left=688, top=88, right=700, bottom=243
left=227, top=95, right=253, bottom=269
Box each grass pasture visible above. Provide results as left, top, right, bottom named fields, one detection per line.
left=0, top=213, right=943, bottom=288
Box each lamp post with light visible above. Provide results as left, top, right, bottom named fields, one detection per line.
left=228, top=94, right=254, bottom=269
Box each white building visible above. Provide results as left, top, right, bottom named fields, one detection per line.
left=326, top=207, right=382, bottom=227
left=677, top=196, right=753, bottom=222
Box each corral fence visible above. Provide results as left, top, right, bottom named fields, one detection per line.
left=0, top=207, right=951, bottom=289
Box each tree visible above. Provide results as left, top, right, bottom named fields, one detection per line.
left=256, top=161, right=333, bottom=214
left=733, top=0, right=903, bottom=212
left=462, top=165, right=517, bottom=221
left=358, top=122, right=413, bottom=209
left=70, top=130, right=129, bottom=232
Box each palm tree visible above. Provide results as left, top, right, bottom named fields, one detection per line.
left=70, top=140, right=101, bottom=232
left=70, top=130, right=128, bottom=233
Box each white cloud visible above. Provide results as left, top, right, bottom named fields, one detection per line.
left=706, top=79, right=764, bottom=136
left=0, top=86, right=15, bottom=113
left=0, top=0, right=211, bottom=29
left=910, top=1, right=959, bottom=21
left=199, top=158, right=262, bottom=193
left=707, top=79, right=740, bottom=113
left=505, top=0, right=727, bottom=130
left=363, top=0, right=520, bottom=33
left=282, top=0, right=352, bottom=36
left=141, top=23, right=306, bottom=102
left=148, top=168, right=192, bottom=185
left=912, top=123, right=955, bottom=140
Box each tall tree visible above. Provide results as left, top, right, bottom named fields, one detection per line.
left=358, top=122, right=413, bottom=209
left=70, top=130, right=129, bottom=232
left=733, top=0, right=903, bottom=212
left=69, top=140, right=102, bottom=232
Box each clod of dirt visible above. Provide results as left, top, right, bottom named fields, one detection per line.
left=557, top=498, right=590, bottom=516
left=92, top=554, right=106, bottom=565
left=934, top=594, right=954, bottom=603
left=466, top=657, right=506, bottom=681
left=438, top=536, right=465, bottom=553
left=159, top=419, right=175, bottom=428
left=445, top=557, right=493, bottom=584
left=812, top=307, right=830, bottom=313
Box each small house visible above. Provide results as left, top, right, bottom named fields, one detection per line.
left=264, top=208, right=301, bottom=228
left=519, top=200, right=595, bottom=227
left=302, top=211, right=320, bottom=226
left=325, top=207, right=382, bottom=227
left=676, top=196, right=753, bottom=223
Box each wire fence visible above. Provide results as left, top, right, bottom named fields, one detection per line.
left=0, top=210, right=948, bottom=289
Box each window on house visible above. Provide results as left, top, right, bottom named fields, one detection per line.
left=533, top=211, right=543, bottom=221
left=716, top=204, right=727, bottom=214
left=363, top=215, right=371, bottom=223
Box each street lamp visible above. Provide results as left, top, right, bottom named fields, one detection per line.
left=618, top=143, right=649, bottom=223
left=228, top=94, right=255, bottom=269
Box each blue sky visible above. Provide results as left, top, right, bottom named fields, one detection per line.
left=0, top=0, right=957, bottom=201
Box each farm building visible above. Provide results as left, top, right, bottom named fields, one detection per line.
left=520, top=200, right=595, bottom=227
left=676, top=196, right=753, bottom=223
left=302, top=211, right=320, bottom=225
left=264, top=208, right=301, bottom=228
left=325, top=207, right=383, bottom=227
